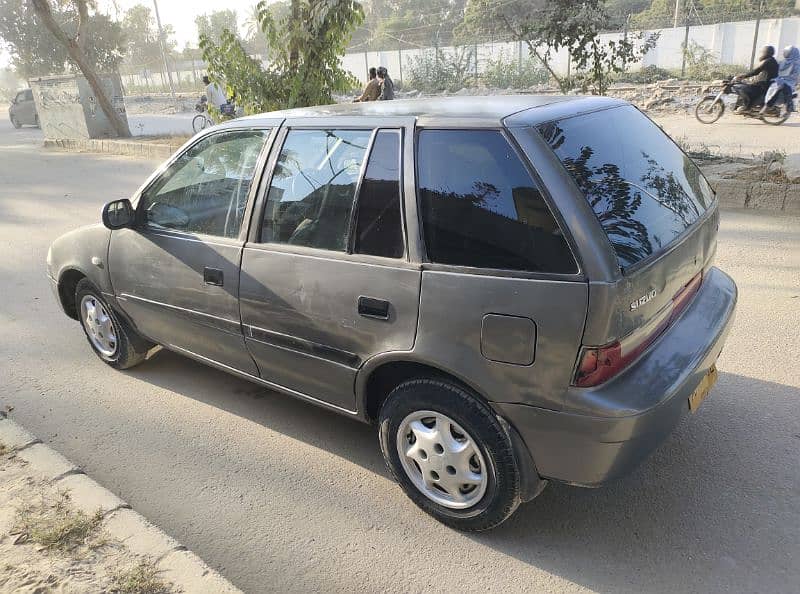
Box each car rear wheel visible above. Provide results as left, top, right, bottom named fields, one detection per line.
left=10, top=115, right=21, bottom=129
left=75, top=278, right=152, bottom=369
left=379, top=379, right=522, bottom=531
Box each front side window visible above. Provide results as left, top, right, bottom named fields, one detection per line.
left=260, top=129, right=371, bottom=251
left=417, top=129, right=577, bottom=273
left=140, top=129, right=268, bottom=238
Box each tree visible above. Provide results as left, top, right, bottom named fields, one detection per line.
left=29, top=0, right=130, bottom=137
left=200, top=0, right=363, bottom=113
left=123, top=4, right=176, bottom=66
left=631, top=0, right=794, bottom=28
left=460, top=0, right=658, bottom=94
left=0, top=0, right=125, bottom=79
left=195, top=9, right=239, bottom=44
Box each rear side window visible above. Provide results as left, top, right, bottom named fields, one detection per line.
left=260, top=129, right=371, bottom=251
left=354, top=130, right=403, bottom=258
left=417, top=129, right=577, bottom=274
left=538, top=105, right=714, bottom=270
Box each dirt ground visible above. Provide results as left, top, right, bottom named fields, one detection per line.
left=0, top=448, right=173, bottom=594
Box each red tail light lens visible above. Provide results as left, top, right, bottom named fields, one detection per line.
left=573, top=271, right=703, bottom=388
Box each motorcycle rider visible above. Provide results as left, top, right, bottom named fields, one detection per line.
left=762, top=45, right=800, bottom=114
left=733, top=45, right=778, bottom=113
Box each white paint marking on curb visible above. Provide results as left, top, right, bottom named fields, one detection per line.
left=0, top=417, right=243, bottom=594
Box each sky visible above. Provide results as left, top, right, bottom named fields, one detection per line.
left=101, top=0, right=259, bottom=49
left=0, top=0, right=264, bottom=71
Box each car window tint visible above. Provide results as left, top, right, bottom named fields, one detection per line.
left=140, top=129, right=268, bottom=239
left=417, top=129, right=577, bottom=273
left=538, top=105, right=714, bottom=270
left=354, top=130, right=403, bottom=258
left=24, top=89, right=33, bottom=101
left=260, top=129, right=371, bottom=251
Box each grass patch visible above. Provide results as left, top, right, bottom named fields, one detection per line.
left=112, top=559, right=172, bottom=594
left=14, top=490, right=103, bottom=551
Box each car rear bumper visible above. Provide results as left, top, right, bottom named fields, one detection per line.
left=493, top=266, right=737, bottom=487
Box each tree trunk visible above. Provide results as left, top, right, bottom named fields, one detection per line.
left=29, top=0, right=131, bottom=138
left=289, top=0, right=300, bottom=70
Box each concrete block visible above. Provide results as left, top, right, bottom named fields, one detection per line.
left=0, top=418, right=39, bottom=450
left=158, top=549, right=243, bottom=594
left=746, top=182, right=790, bottom=210
left=103, top=508, right=180, bottom=559
left=57, top=473, right=128, bottom=516
left=711, top=179, right=748, bottom=208
left=16, top=442, right=78, bottom=481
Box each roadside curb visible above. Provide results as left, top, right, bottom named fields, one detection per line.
left=0, top=415, right=242, bottom=594
left=43, top=137, right=182, bottom=160
left=709, top=177, right=800, bottom=213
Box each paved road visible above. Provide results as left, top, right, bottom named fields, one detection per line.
left=1, top=119, right=799, bottom=593
left=653, top=110, right=800, bottom=158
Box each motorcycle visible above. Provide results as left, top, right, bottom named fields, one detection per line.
left=694, top=77, right=794, bottom=126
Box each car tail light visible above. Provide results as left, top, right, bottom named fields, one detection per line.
left=573, top=271, right=703, bottom=388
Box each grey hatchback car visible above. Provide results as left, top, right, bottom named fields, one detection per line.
left=47, top=96, right=737, bottom=530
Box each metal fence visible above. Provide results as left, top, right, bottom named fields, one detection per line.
left=118, top=16, right=800, bottom=94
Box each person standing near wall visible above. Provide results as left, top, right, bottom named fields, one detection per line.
left=354, top=67, right=380, bottom=102
left=377, top=66, right=395, bottom=100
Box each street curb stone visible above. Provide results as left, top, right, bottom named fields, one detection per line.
left=0, top=417, right=243, bottom=594
left=16, top=442, right=78, bottom=481
left=43, top=137, right=181, bottom=161
left=0, top=417, right=38, bottom=451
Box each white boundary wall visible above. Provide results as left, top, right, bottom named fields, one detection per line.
left=342, top=17, right=800, bottom=83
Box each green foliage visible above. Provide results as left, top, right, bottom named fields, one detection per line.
left=200, top=0, right=363, bottom=113
left=0, top=0, right=126, bottom=78
left=481, top=53, right=550, bottom=88
left=362, top=0, right=468, bottom=50
left=681, top=40, right=745, bottom=80
left=196, top=9, right=240, bottom=43
left=123, top=4, right=176, bottom=66
left=405, top=46, right=475, bottom=92
left=611, top=63, right=673, bottom=83
left=632, top=0, right=794, bottom=28
left=460, top=0, right=658, bottom=95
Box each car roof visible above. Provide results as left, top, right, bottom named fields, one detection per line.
left=225, top=95, right=627, bottom=128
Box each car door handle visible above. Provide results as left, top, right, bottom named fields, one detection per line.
left=203, top=267, right=224, bottom=286
left=358, top=296, right=390, bottom=320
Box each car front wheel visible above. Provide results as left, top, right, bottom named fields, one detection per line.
left=75, top=278, right=152, bottom=369
left=10, top=114, right=20, bottom=129
left=379, top=379, right=522, bottom=531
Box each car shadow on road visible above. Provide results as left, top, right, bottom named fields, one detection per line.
left=127, top=352, right=800, bottom=592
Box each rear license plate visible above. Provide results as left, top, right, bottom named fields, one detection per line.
left=689, top=364, right=718, bottom=412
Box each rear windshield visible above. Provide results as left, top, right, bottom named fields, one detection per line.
left=537, top=105, right=714, bottom=270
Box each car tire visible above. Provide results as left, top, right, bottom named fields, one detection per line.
left=10, top=115, right=20, bottom=129
left=74, top=278, right=152, bottom=370
left=379, top=379, right=521, bottom=531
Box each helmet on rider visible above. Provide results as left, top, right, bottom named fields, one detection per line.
left=784, top=45, right=797, bottom=59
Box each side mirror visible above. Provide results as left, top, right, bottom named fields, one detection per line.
left=102, top=198, right=135, bottom=230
